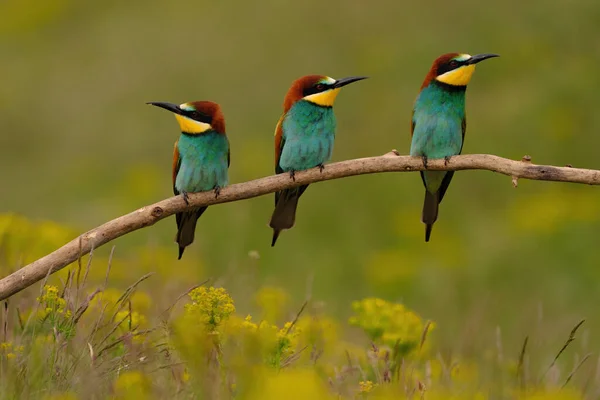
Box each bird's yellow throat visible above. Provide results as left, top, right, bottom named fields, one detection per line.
left=174, top=114, right=212, bottom=134
left=436, top=64, right=476, bottom=87
left=304, top=88, right=341, bottom=107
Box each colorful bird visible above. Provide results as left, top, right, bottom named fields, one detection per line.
left=147, top=101, right=230, bottom=259
left=269, top=74, right=367, bottom=246
left=410, top=53, right=498, bottom=241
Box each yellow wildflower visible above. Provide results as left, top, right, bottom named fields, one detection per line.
left=185, top=286, right=235, bottom=331
left=0, top=341, right=23, bottom=360
left=359, top=380, right=376, bottom=393
left=37, top=285, right=68, bottom=318
left=264, top=321, right=301, bottom=368
left=277, top=322, right=300, bottom=352
left=242, top=315, right=258, bottom=332
left=349, top=298, right=433, bottom=358
left=222, top=314, right=260, bottom=340
left=34, top=285, right=75, bottom=337
left=37, top=285, right=60, bottom=305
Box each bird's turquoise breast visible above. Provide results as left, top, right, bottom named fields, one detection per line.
left=410, top=83, right=466, bottom=193
left=410, top=83, right=465, bottom=159
left=279, top=100, right=336, bottom=172
left=176, top=131, right=229, bottom=193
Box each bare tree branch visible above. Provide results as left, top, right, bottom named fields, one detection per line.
left=2, top=152, right=599, bottom=300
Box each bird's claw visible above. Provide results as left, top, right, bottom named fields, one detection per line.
left=444, top=156, right=451, bottom=166
left=289, top=170, right=296, bottom=182
left=214, top=185, right=221, bottom=199
left=421, top=156, right=428, bottom=169
left=181, top=191, right=190, bottom=206
left=318, top=164, right=325, bottom=173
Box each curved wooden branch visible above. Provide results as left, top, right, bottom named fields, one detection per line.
left=2, top=152, right=599, bottom=300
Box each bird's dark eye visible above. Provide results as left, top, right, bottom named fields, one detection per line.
left=449, top=60, right=459, bottom=68
left=189, top=110, right=211, bottom=123
left=315, top=84, right=325, bottom=91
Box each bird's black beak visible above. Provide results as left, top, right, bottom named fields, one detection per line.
left=333, top=76, right=368, bottom=89
left=147, top=102, right=184, bottom=115
left=467, top=54, right=500, bottom=65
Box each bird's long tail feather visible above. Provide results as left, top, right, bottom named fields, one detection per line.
left=422, top=191, right=439, bottom=242
left=269, top=185, right=308, bottom=246
left=175, top=206, right=207, bottom=259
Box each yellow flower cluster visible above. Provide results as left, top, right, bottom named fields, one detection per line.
left=36, top=285, right=71, bottom=320
left=275, top=321, right=300, bottom=361
left=349, top=298, right=433, bottom=357
left=262, top=321, right=301, bottom=368
left=223, top=314, right=259, bottom=337
left=0, top=341, right=24, bottom=360
left=225, top=314, right=302, bottom=367
left=185, top=286, right=235, bottom=331
left=200, top=288, right=309, bottom=370
left=359, top=380, right=376, bottom=393
left=241, top=315, right=258, bottom=332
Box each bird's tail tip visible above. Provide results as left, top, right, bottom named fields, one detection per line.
left=425, top=224, right=433, bottom=242
left=178, top=246, right=185, bottom=260
left=271, top=230, right=281, bottom=247
left=422, top=190, right=438, bottom=243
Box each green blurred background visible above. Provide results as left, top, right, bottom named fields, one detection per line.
left=2, top=0, right=600, bottom=361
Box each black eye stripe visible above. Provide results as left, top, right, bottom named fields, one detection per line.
left=187, top=110, right=212, bottom=124
left=438, top=59, right=465, bottom=76
left=303, top=82, right=331, bottom=97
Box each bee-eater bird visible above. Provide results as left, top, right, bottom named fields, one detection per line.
left=147, top=101, right=230, bottom=259
left=410, top=53, right=498, bottom=242
left=269, top=74, right=367, bottom=246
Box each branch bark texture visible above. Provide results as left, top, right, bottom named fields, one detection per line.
left=2, top=153, right=599, bottom=300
